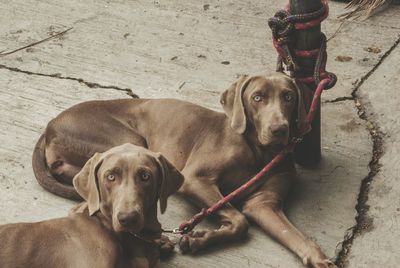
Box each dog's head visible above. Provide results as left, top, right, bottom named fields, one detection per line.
left=73, top=143, right=184, bottom=233
left=220, top=72, right=310, bottom=146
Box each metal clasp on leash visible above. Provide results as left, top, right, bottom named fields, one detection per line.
left=162, top=228, right=184, bottom=234
left=291, top=136, right=303, bottom=144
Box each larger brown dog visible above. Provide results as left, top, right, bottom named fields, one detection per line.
left=2, top=143, right=183, bottom=268
left=33, top=72, right=336, bottom=267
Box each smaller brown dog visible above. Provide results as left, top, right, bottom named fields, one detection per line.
left=0, top=144, right=183, bottom=268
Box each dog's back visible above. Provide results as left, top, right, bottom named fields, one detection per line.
left=0, top=214, right=120, bottom=268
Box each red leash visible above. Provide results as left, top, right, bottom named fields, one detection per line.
left=176, top=0, right=336, bottom=235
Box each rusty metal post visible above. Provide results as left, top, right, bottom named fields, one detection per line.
left=290, top=0, right=323, bottom=166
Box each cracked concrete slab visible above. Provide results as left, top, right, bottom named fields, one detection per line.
left=1, top=0, right=396, bottom=267
left=345, top=41, right=400, bottom=268
left=0, top=0, right=399, bottom=104
left=0, top=68, right=128, bottom=223
left=0, top=66, right=370, bottom=268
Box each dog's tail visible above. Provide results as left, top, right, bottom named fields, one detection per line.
left=32, top=134, right=82, bottom=201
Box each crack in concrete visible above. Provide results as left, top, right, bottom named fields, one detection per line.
left=335, top=35, right=400, bottom=268
left=2, top=32, right=400, bottom=267
left=323, top=96, right=354, bottom=103
left=0, top=64, right=139, bottom=98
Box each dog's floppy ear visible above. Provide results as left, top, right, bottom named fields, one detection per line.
left=154, top=153, right=184, bottom=214
left=73, top=153, right=104, bottom=216
left=291, top=79, right=312, bottom=135
left=220, top=75, right=252, bottom=134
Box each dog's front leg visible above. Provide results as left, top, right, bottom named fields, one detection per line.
left=242, top=173, right=337, bottom=268
left=178, top=176, right=249, bottom=254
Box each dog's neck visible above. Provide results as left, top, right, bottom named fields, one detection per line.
left=70, top=203, right=163, bottom=265
left=139, top=203, right=163, bottom=235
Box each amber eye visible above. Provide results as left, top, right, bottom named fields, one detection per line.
left=140, top=170, right=151, bottom=181
left=253, top=95, right=262, bottom=102
left=107, top=174, right=115, bottom=181
left=283, top=93, right=293, bottom=102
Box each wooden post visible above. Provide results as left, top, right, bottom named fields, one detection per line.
left=290, top=0, right=323, bottom=166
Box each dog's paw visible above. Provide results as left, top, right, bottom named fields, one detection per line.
left=179, top=230, right=209, bottom=254
left=310, top=259, right=338, bottom=268
left=303, top=242, right=338, bottom=268
left=156, top=235, right=175, bottom=256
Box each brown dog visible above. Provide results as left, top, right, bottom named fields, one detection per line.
left=1, top=144, right=183, bottom=268
left=32, top=72, right=336, bottom=268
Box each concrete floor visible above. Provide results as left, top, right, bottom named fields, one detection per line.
left=0, top=0, right=399, bottom=267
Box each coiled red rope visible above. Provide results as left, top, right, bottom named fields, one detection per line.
left=176, top=0, right=336, bottom=235
left=269, top=0, right=337, bottom=89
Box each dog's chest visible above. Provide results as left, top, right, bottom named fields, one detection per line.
left=217, top=149, right=274, bottom=198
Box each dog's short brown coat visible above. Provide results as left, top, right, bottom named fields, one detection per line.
left=32, top=72, right=336, bottom=268
left=1, top=144, right=183, bottom=268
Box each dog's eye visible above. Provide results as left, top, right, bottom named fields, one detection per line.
left=253, top=95, right=262, bottom=102
left=140, top=170, right=151, bottom=181
left=283, top=93, right=293, bottom=102
left=107, top=174, right=115, bottom=181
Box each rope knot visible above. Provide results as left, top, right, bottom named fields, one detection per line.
left=268, top=1, right=336, bottom=89
left=268, top=10, right=298, bottom=72
left=268, top=10, right=294, bottom=39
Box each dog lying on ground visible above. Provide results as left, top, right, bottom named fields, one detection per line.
left=32, top=72, right=337, bottom=268
left=1, top=144, right=183, bottom=268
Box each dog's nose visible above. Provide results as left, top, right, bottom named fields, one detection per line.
left=270, top=123, right=289, bottom=137
left=117, top=211, right=140, bottom=227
